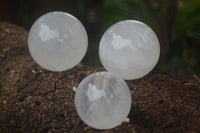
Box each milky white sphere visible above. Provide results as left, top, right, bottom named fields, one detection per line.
left=28, top=11, right=88, bottom=71
left=99, top=20, right=160, bottom=80
left=75, top=72, right=131, bottom=129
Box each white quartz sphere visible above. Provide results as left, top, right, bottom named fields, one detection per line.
left=28, top=11, right=88, bottom=71
left=99, top=20, right=160, bottom=80
left=75, top=72, right=131, bottom=130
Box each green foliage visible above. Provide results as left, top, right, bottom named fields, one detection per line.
left=100, top=0, right=156, bottom=31
left=168, top=0, right=200, bottom=74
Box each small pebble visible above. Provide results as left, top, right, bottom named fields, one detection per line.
left=32, top=70, right=36, bottom=73
left=123, top=118, right=130, bottom=123
left=73, top=87, right=77, bottom=92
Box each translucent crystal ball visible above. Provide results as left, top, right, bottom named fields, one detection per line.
left=99, top=20, right=160, bottom=80
left=75, top=72, right=131, bottom=130
left=28, top=11, right=88, bottom=71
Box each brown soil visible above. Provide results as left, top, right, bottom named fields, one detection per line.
left=0, top=22, right=200, bottom=133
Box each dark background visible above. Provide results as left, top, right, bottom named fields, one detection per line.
left=0, top=0, right=199, bottom=74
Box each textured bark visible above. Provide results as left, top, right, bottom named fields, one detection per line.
left=0, top=22, right=200, bottom=133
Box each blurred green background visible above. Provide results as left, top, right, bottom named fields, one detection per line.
left=0, top=0, right=199, bottom=74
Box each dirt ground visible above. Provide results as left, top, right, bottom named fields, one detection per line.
left=0, top=22, right=200, bottom=133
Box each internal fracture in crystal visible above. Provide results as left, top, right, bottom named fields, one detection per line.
left=99, top=20, right=160, bottom=80
left=75, top=72, right=131, bottom=129
left=28, top=11, right=88, bottom=71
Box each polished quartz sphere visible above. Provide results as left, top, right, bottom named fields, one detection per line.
left=28, top=11, right=88, bottom=71
left=99, top=20, right=160, bottom=80
left=75, top=72, right=131, bottom=129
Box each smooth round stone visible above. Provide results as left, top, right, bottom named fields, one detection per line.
left=99, top=20, right=160, bottom=80
left=75, top=72, right=131, bottom=129
left=28, top=11, right=88, bottom=71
